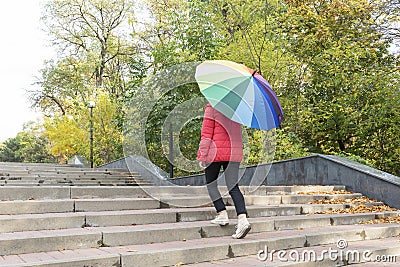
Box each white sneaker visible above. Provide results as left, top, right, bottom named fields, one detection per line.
left=232, top=218, right=251, bottom=239
left=210, top=211, right=229, bottom=226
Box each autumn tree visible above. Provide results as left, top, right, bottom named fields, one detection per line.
left=30, top=0, right=139, bottom=166
left=44, top=90, right=123, bottom=165
left=280, top=0, right=400, bottom=174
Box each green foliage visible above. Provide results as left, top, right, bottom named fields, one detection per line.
left=212, top=0, right=288, bottom=78
left=279, top=0, right=400, bottom=175
left=274, top=128, right=309, bottom=161
left=23, top=0, right=400, bottom=177
left=144, top=84, right=204, bottom=176
left=243, top=128, right=276, bottom=165
left=31, top=57, right=93, bottom=116
left=0, top=138, right=20, bottom=162
left=129, top=0, right=400, bottom=176
left=0, top=122, right=56, bottom=163
left=179, top=118, right=203, bottom=161
left=142, top=0, right=224, bottom=66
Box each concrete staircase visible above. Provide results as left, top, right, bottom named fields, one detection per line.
left=0, top=182, right=399, bottom=266
left=0, top=162, right=150, bottom=186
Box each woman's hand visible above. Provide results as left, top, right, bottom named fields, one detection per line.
left=198, top=161, right=207, bottom=169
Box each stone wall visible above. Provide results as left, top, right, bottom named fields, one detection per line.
left=167, top=154, right=400, bottom=209
left=98, top=154, right=400, bottom=209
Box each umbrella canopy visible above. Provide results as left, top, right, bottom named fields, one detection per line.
left=195, top=60, right=284, bottom=130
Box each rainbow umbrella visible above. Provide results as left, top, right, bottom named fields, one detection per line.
left=195, top=60, right=284, bottom=130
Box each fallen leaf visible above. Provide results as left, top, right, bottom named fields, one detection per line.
left=309, top=196, right=379, bottom=205
left=359, top=217, right=400, bottom=225
left=312, top=204, right=397, bottom=215
left=298, top=190, right=354, bottom=195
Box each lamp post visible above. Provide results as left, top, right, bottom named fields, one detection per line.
left=169, top=122, right=174, bottom=178
left=88, top=101, right=95, bottom=168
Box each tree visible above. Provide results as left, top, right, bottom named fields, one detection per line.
left=0, top=122, right=56, bottom=163
left=127, top=0, right=225, bottom=175
left=134, top=0, right=308, bottom=173
left=372, top=0, right=400, bottom=47
left=30, top=57, right=93, bottom=116
left=280, top=0, right=400, bottom=174
left=141, top=0, right=224, bottom=66
left=44, top=90, right=123, bottom=166
left=0, top=138, right=20, bottom=162
left=41, top=0, right=136, bottom=89
left=30, top=0, right=139, bottom=165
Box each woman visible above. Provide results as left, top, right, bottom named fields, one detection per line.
left=197, top=103, right=251, bottom=239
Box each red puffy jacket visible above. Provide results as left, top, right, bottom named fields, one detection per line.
left=197, top=104, right=243, bottom=163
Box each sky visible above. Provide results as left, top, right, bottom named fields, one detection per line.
left=0, top=0, right=54, bottom=142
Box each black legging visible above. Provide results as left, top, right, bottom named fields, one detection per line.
left=205, top=161, right=247, bottom=216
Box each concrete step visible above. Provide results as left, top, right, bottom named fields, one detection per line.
left=84, top=205, right=302, bottom=227
left=95, top=212, right=397, bottom=247
left=0, top=181, right=151, bottom=187
left=0, top=186, right=205, bottom=200
left=0, top=175, right=142, bottom=181
left=0, top=249, right=119, bottom=266
left=0, top=181, right=148, bottom=185
left=0, top=171, right=137, bottom=178
left=185, top=237, right=400, bottom=266
left=9, top=181, right=150, bottom=186
left=2, top=204, right=395, bottom=234
left=0, top=199, right=75, bottom=215
left=106, top=223, right=400, bottom=266
left=247, top=193, right=364, bottom=205
left=1, top=224, right=399, bottom=266
left=0, top=162, right=70, bottom=168
left=0, top=198, right=161, bottom=215
left=0, top=213, right=86, bottom=233
left=0, top=178, right=394, bottom=266
left=0, top=205, right=300, bottom=232
left=0, top=170, right=139, bottom=177
left=0, top=228, right=102, bottom=256
left=0, top=201, right=396, bottom=240
left=0, top=163, right=127, bottom=172
left=69, top=185, right=349, bottom=199
left=0, top=185, right=348, bottom=201
left=0, top=186, right=71, bottom=201
left=0, top=177, right=144, bottom=183
left=0, top=207, right=380, bottom=235
left=253, top=185, right=346, bottom=195
left=161, top=194, right=366, bottom=208
left=0, top=194, right=384, bottom=215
